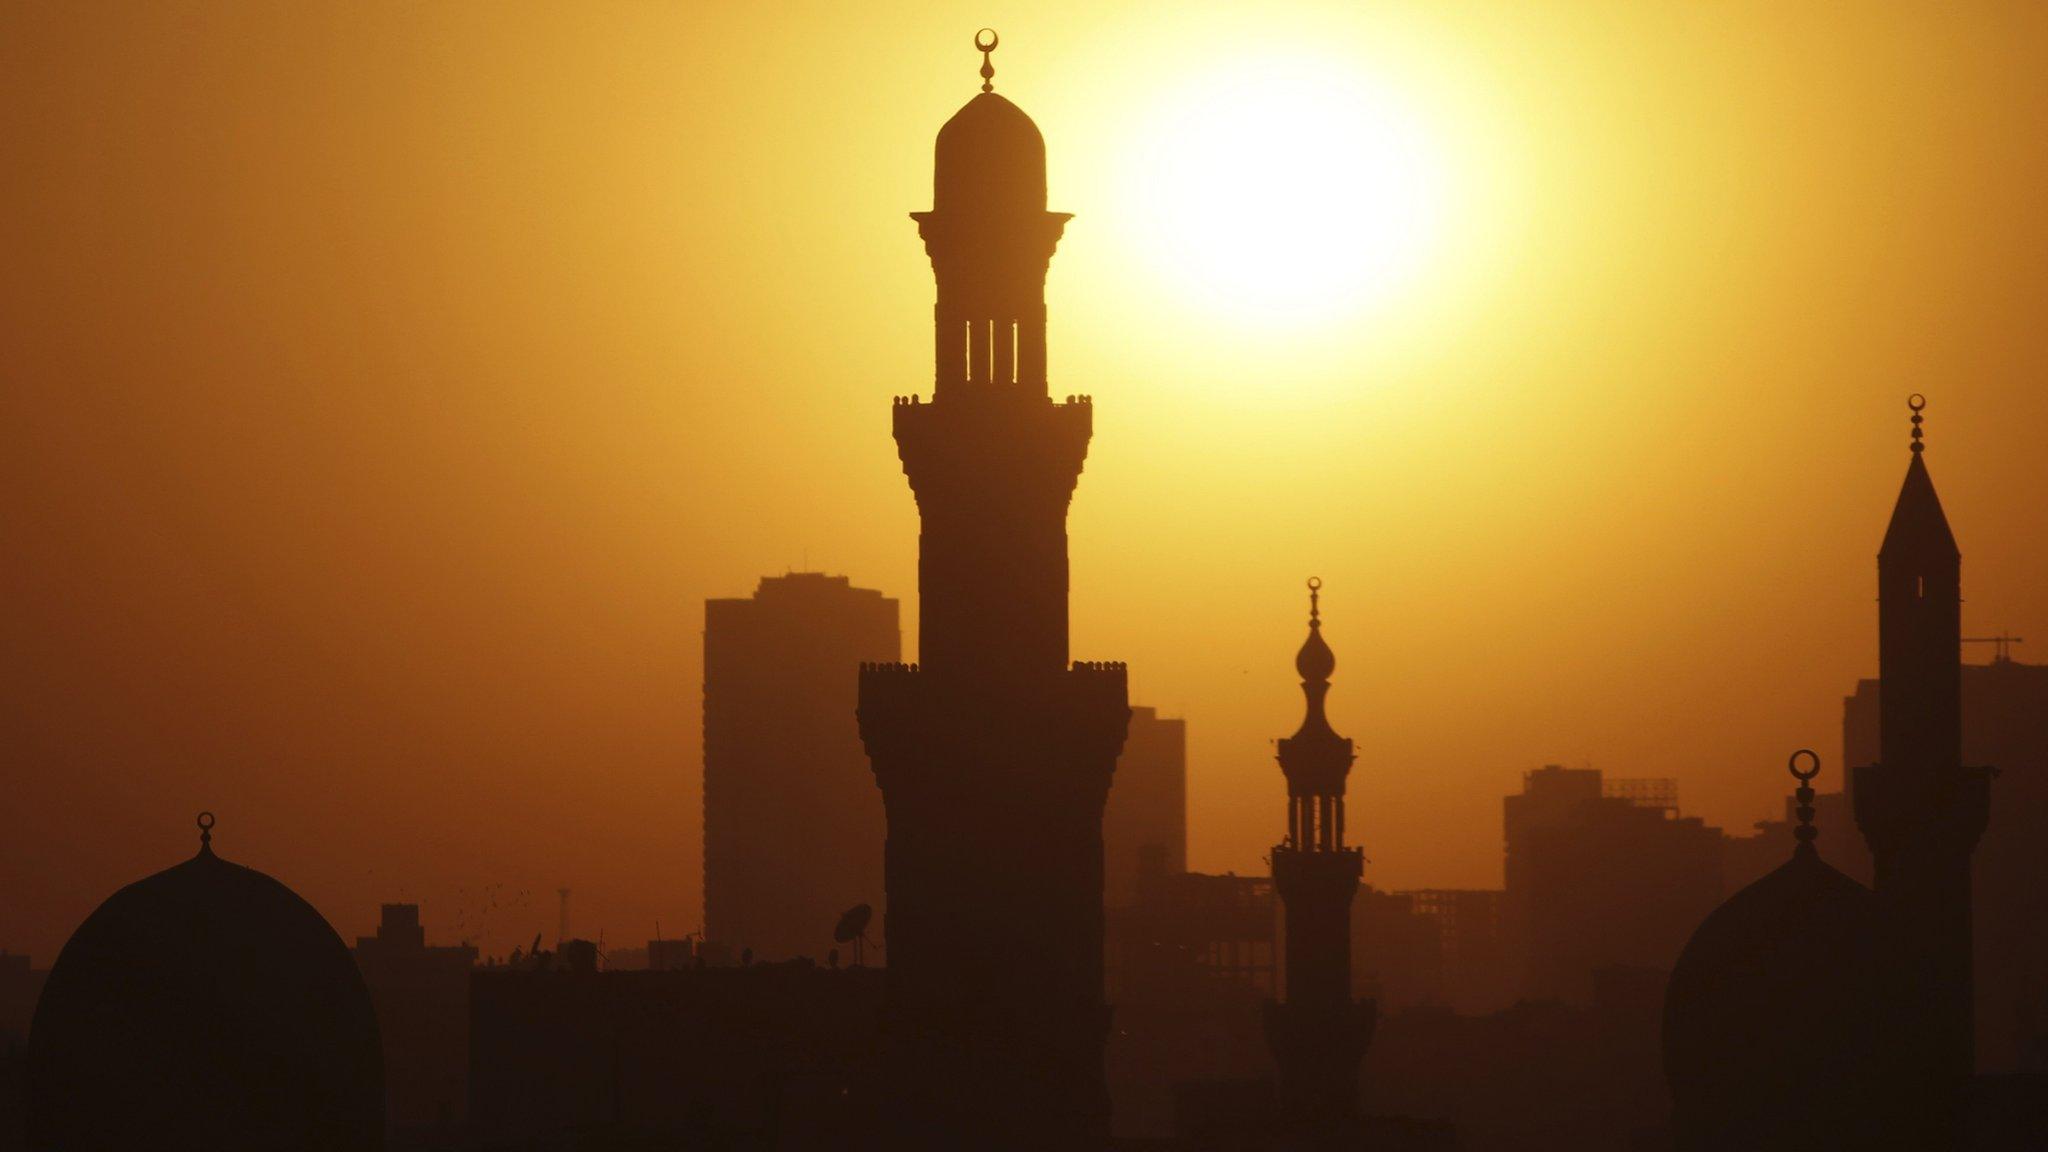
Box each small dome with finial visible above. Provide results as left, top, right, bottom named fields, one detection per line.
left=27, top=813, right=384, bottom=1151
left=1276, top=577, right=1354, bottom=797
left=931, top=29, right=1048, bottom=216
left=1662, top=752, right=1907, bottom=1149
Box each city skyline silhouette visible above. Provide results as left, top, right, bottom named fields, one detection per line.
left=5, top=6, right=2048, bottom=968
left=3, top=8, right=2048, bottom=1150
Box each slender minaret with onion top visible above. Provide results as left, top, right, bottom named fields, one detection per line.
left=1264, top=579, right=1376, bottom=1130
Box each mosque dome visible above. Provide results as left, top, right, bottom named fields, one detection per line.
left=26, top=815, right=384, bottom=1151
left=1662, top=757, right=1903, bottom=1151
left=930, top=34, right=1047, bottom=217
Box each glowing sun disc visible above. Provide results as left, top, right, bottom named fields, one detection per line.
left=1120, top=57, right=1447, bottom=328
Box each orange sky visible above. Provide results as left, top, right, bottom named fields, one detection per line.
left=4, top=2, right=2046, bottom=962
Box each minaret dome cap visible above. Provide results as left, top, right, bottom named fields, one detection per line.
left=931, top=31, right=1047, bottom=216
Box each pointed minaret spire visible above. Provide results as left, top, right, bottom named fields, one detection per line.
left=1882, top=393, right=1959, bottom=563
left=1875, top=394, right=1962, bottom=771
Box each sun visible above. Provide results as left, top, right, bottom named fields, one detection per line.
left=1116, top=55, right=1448, bottom=329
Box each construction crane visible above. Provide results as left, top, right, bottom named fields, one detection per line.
left=1962, top=633, right=2025, bottom=663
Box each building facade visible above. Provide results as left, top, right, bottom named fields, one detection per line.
left=468, top=963, right=884, bottom=1146
left=1504, top=766, right=1724, bottom=1003
left=353, top=903, right=477, bottom=1133
left=1104, top=706, right=1188, bottom=908
left=703, top=572, right=899, bottom=962
left=1105, top=867, right=1279, bottom=1139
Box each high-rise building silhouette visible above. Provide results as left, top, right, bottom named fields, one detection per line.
left=855, top=33, right=1130, bottom=1147
left=1503, top=765, right=1723, bottom=1002
left=1851, top=396, right=1993, bottom=1139
left=352, top=903, right=477, bottom=1133
left=703, top=572, right=899, bottom=961
left=1396, top=888, right=1514, bottom=1014
left=1103, top=706, right=1188, bottom=907
left=1110, top=864, right=1280, bottom=1003
left=1104, top=866, right=1278, bottom=1139
left=1263, top=579, right=1374, bottom=1128
left=1350, top=887, right=1441, bottom=1011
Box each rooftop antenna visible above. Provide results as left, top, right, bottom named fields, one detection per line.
left=556, top=887, right=570, bottom=948
left=1961, top=633, right=2025, bottom=664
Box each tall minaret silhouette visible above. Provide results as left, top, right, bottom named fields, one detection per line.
left=1851, top=395, right=1991, bottom=1142
left=857, top=31, right=1130, bottom=1148
left=1264, top=579, right=1375, bottom=1130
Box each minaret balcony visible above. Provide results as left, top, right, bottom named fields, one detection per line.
left=1850, top=762, right=1992, bottom=857
left=856, top=660, right=1131, bottom=797
left=891, top=392, right=1094, bottom=507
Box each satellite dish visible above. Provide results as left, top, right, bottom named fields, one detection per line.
left=833, top=903, right=875, bottom=966
left=833, top=903, right=873, bottom=944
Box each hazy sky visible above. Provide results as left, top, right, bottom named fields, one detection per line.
left=4, top=2, right=2046, bottom=962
